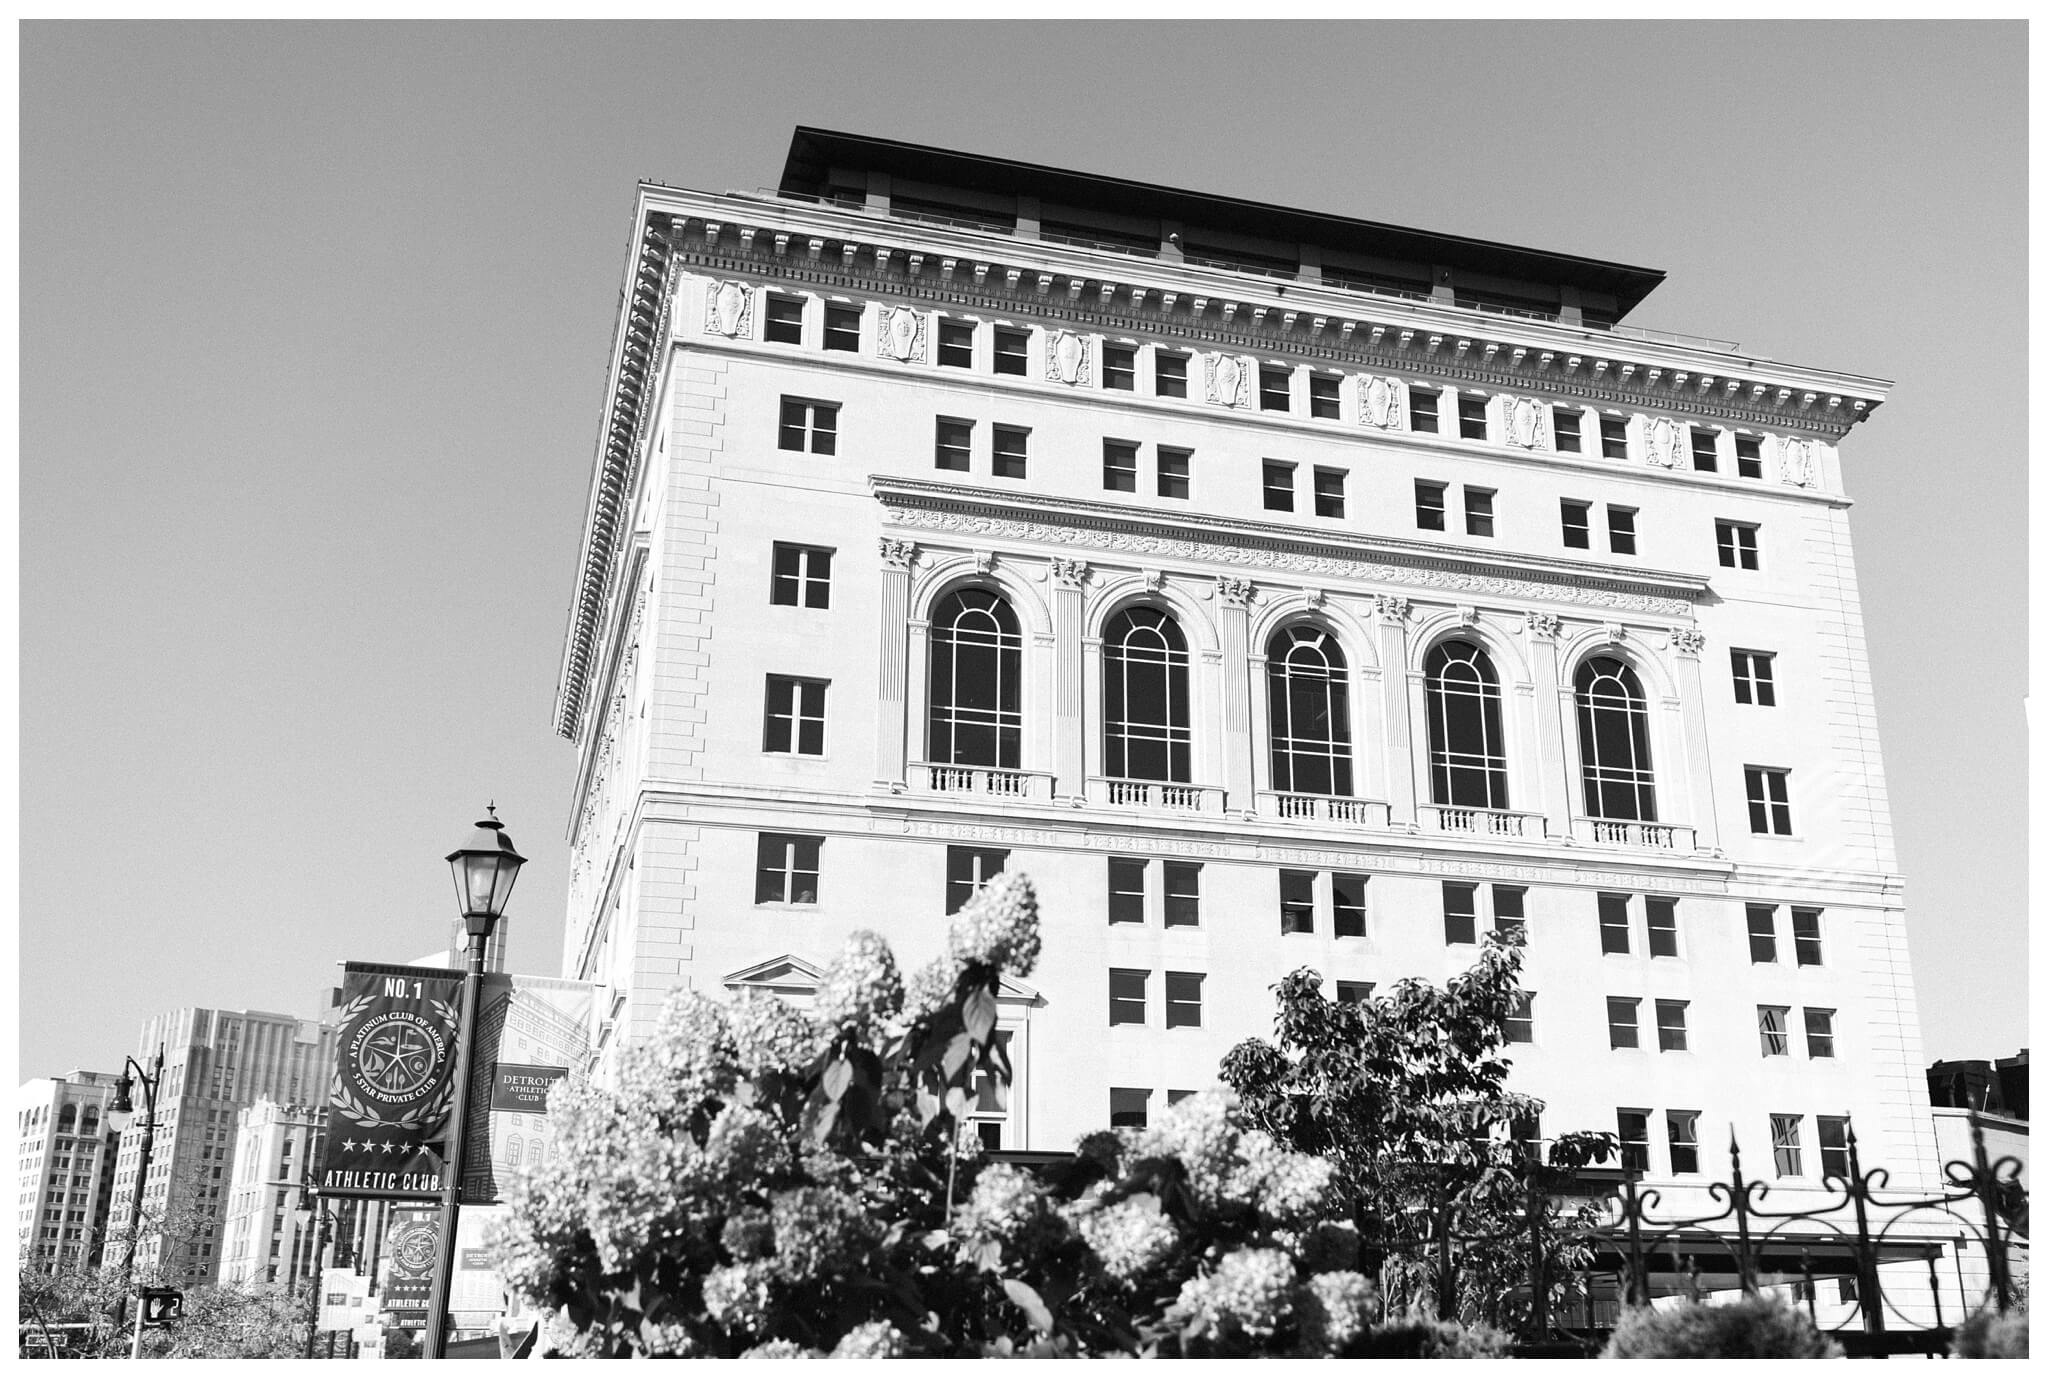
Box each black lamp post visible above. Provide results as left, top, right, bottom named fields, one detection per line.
left=105, top=1046, right=165, bottom=1361
left=421, top=806, right=525, bottom=1360
left=291, top=1183, right=340, bottom=1360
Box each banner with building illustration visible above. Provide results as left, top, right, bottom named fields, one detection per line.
left=317, top=962, right=466, bottom=1198
left=459, top=973, right=595, bottom=1204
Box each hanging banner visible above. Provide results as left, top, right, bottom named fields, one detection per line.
left=317, top=962, right=465, bottom=1198
left=381, top=1208, right=440, bottom=1317
left=460, top=973, right=596, bottom=1204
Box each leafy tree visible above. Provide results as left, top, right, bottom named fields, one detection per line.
left=138, top=1283, right=305, bottom=1359
left=1219, top=932, right=1614, bottom=1327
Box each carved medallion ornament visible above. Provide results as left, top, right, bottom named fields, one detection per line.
left=1505, top=396, right=1548, bottom=451
left=1645, top=416, right=1682, bottom=469
left=1777, top=437, right=1816, bottom=488
left=1206, top=353, right=1252, bottom=408
left=1671, top=627, right=1706, bottom=656
left=704, top=280, right=752, bottom=338
left=1359, top=374, right=1406, bottom=430
left=879, top=306, right=926, bottom=363
left=1215, top=576, right=1256, bottom=608
left=1524, top=611, right=1562, bottom=640
left=878, top=537, right=918, bottom=569
left=1049, top=557, right=1089, bottom=589
left=1046, top=329, right=1091, bottom=386
left=1374, top=594, right=1411, bottom=623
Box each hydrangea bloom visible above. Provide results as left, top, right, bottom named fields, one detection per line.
left=1071, top=1197, right=1180, bottom=1282
left=1294, top=1270, right=1379, bottom=1353
left=738, top=1339, right=818, bottom=1359
left=953, top=1162, right=1054, bottom=1250
left=831, top=1321, right=908, bottom=1358
left=725, top=991, right=828, bottom=1083
left=945, top=872, right=1042, bottom=976
left=766, top=1185, right=870, bottom=1279
left=704, top=1104, right=790, bottom=1183
left=813, top=929, right=903, bottom=1034
left=701, top=1261, right=775, bottom=1332
left=1173, top=1247, right=1297, bottom=1341
left=720, top=1209, right=774, bottom=1261
left=902, top=953, right=965, bottom=1022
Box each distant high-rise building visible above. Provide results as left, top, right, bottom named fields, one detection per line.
left=16, top=1070, right=124, bottom=1270
left=216, top=1099, right=324, bottom=1288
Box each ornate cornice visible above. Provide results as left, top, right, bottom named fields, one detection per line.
left=872, top=477, right=1706, bottom=618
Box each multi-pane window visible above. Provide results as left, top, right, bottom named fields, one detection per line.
left=1492, top=885, right=1527, bottom=942
left=1103, top=439, right=1139, bottom=492
left=1108, top=858, right=1146, bottom=925
left=1553, top=407, right=1583, bottom=452
left=1107, top=858, right=1202, bottom=928
left=1155, top=349, right=1188, bottom=398
left=1655, top=1000, right=1690, bottom=1052
left=1103, top=607, right=1191, bottom=781
left=1770, top=1114, right=1804, bottom=1177
left=1735, top=434, right=1764, bottom=478
left=937, top=318, right=974, bottom=368
left=1164, top=972, right=1205, bottom=1029
left=1505, top=993, right=1534, bottom=1044
left=823, top=303, right=860, bottom=352
left=992, top=425, right=1029, bottom=480
left=1102, top=343, right=1136, bottom=391
left=1817, top=1116, right=1851, bottom=1180
left=935, top=417, right=973, bottom=471
left=1690, top=427, right=1720, bottom=472
left=1262, top=460, right=1295, bottom=511
left=1280, top=870, right=1316, bottom=935
left=947, top=846, right=1008, bottom=915
left=1333, top=873, right=1368, bottom=938
left=1758, top=1005, right=1792, bottom=1057
left=1646, top=896, right=1679, bottom=957
left=1576, top=657, right=1656, bottom=821
left=1337, top=981, right=1376, bottom=1006
left=1426, top=639, right=1509, bottom=809
left=1617, top=1110, right=1651, bottom=1175
left=992, top=327, right=1029, bottom=375
left=968, top=1030, right=1014, bottom=1150
left=1464, top=487, right=1495, bottom=538
left=1716, top=520, right=1760, bottom=570
left=763, top=293, right=805, bottom=344
left=770, top=543, right=832, bottom=609
left=1108, top=969, right=1147, bottom=1026
left=1598, top=893, right=1632, bottom=955
left=1267, top=625, right=1353, bottom=797
left=1165, top=862, right=1202, bottom=928
left=1561, top=499, right=1591, bottom=549
left=1313, top=467, right=1346, bottom=519
left=1259, top=365, right=1291, bottom=412
left=754, top=833, right=821, bottom=905
left=1731, top=650, right=1776, bottom=705
left=1511, top=1113, right=1543, bottom=1164
left=1792, top=909, right=1824, bottom=966
left=763, top=676, right=826, bottom=754
left=1308, top=374, right=1341, bottom=419
left=778, top=398, right=839, bottom=454
left=1157, top=447, right=1192, bottom=500
left=1443, top=883, right=1479, bottom=946
left=1599, top=414, right=1629, bottom=459
left=927, top=589, right=1022, bottom=768
left=1109, top=1088, right=1150, bottom=1128
left=1747, top=905, right=1779, bottom=963
left=1457, top=393, right=1488, bottom=441
left=1746, top=767, right=1793, bottom=834
left=1608, top=506, right=1637, bottom=555
left=1667, top=1112, right=1701, bottom=1174
left=1607, top=997, right=1641, bottom=1049
left=1408, top=384, right=1441, bottom=434
left=1415, top=480, right=1447, bottom=531
left=1804, top=1008, right=1836, bottom=1059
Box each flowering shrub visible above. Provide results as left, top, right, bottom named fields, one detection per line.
left=1952, top=1308, right=2029, bottom=1358
left=1601, top=1295, right=1844, bottom=1358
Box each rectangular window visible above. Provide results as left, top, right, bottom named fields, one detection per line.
left=1690, top=427, right=1720, bottom=472
left=1655, top=999, right=1689, bottom=1052
left=1166, top=1089, right=1197, bottom=1106
left=1758, top=1005, right=1791, bottom=1057
left=763, top=293, right=804, bottom=345
left=1745, top=767, right=1793, bottom=835
left=1735, top=434, right=1764, bottom=479
left=1667, top=1112, right=1701, bottom=1174
left=1747, top=905, right=1778, bottom=962
left=1716, top=520, right=1760, bottom=570
left=1415, top=480, right=1447, bottom=531
left=1408, top=384, right=1441, bottom=434
left=1109, top=1087, right=1150, bottom=1128
left=1792, top=908, right=1824, bottom=966
left=1164, top=972, right=1204, bottom=1029
left=1457, top=393, right=1488, bottom=441
left=1617, top=1110, right=1651, bottom=1175
left=1107, top=858, right=1146, bottom=925
left=1804, top=1008, right=1836, bottom=1059
left=1336, top=981, right=1375, bottom=1006
left=1443, top=883, right=1479, bottom=946
left=1561, top=499, right=1591, bottom=549
left=1511, top=1113, right=1543, bottom=1164
left=823, top=303, right=860, bottom=353
left=1770, top=1114, right=1804, bottom=1177
left=1817, top=1115, right=1851, bottom=1180
left=1505, top=993, right=1534, bottom=1044
left=993, top=327, right=1029, bottom=375
left=778, top=398, right=839, bottom=455
left=1464, top=487, right=1495, bottom=538
left=1599, top=414, right=1629, bottom=459
left=1492, top=885, right=1526, bottom=942
left=946, top=846, right=1008, bottom=915
left=754, top=833, right=821, bottom=905
left=1645, top=896, right=1678, bottom=957
left=1103, top=439, right=1139, bottom=493
left=1280, top=869, right=1316, bottom=935
left=1598, top=893, right=1632, bottom=955
left=770, top=543, right=832, bottom=609
left=1608, top=506, right=1637, bottom=555
left=1108, top=969, right=1147, bottom=1026
left=762, top=676, right=826, bottom=755
left=1607, top=997, right=1641, bottom=1050
left=937, top=319, right=974, bottom=368
left=992, top=425, right=1029, bottom=480
left=1308, top=374, right=1341, bottom=419
left=934, top=417, right=973, bottom=472
left=1333, top=873, right=1368, bottom=938
left=1313, top=467, right=1346, bottom=519
left=1259, top=365, right=1292, bottom=412
left=1553, top=407, right=1583, bottom=452
left=1102, top=343, right=1136, bottom=391
left=1731, top=650, right=1777, bottom=706
left=1155, top=349, right=1188, bottom=398
left=1164, top=861, right=1202, bottom=928
left=1158, top=447, right=1192, bottom=500
left=1263, top=461, right=1296, bottom=512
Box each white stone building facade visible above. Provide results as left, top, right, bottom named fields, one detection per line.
left=16, top=1070, right=123, bottom=1270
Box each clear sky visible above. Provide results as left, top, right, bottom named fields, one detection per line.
left=20, top=20, right=2026, bottom=1078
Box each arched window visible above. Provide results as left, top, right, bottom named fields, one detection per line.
left=57, top=1104, right=76, bottom=1134
left=80, top=1107, right=99, bottom=1137
left=927, top=588, right=1023, bottom=768
left=507, top=1136, right=522, bottom=1168
left=1575, top=656, right=1657, bottom=821
left=1426, top=640, right=1509, bottom=809
left=1266, top=626, right=1352, bottom=796
left=1103, top=607, right=1191, bottom=782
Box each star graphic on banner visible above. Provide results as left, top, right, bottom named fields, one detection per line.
left=342, top=1138, right=359, bottom=1153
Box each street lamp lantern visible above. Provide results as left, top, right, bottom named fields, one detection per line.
left=445, top=804, right=526, bottom=937
left=106, top=1077, right=136, bottom=1133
